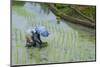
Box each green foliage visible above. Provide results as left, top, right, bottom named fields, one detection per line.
left=80, top=6, right=96, bottom=19
left=55, top=4, right=72, bottom=14
left=54, top=4, right=79, bottom=17
left=55, top=4, right=67, bottom=9
left=54, top=4, right=96, bottom=20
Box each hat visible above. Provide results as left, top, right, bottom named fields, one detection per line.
left=35, top=26, right=49, bottom=37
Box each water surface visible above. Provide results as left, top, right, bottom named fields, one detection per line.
left=12, top=2, right=96, bottom=65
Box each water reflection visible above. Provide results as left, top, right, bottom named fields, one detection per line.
left=12, top=2, right=95, bottom=65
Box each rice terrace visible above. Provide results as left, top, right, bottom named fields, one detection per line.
left=11, top=0, right=96, bottom=66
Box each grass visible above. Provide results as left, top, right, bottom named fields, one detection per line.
left=12, top=3, right=96, bottom=66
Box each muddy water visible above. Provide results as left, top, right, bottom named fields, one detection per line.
left=12, top=2, right=96, bottom=65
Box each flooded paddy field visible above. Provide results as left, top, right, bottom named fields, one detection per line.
left=11, top=1, right=96, bottom=66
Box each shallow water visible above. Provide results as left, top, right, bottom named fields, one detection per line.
left=12, top=2, right=96, bottom=65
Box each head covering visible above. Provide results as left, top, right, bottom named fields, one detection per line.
left=35, top=26, right=49, bottom=37
left=27, top=28, right=36, bottom=36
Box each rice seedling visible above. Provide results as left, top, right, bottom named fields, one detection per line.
left=12, top=2, right=96, bottom=65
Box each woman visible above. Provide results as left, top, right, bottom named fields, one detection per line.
left=26, top=26, right=49, bottom=48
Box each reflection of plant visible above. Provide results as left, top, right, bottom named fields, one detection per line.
left=12, top=2, right=96, bottom=65
left=12, top=1, right=25, bottom=6
left=56, top=16, right=60, bottom=24
left=12, top=6, right=34, bottom=17
left=39, top=3, right=50, bottom=15
left=28, top=48, right=34, bottom=59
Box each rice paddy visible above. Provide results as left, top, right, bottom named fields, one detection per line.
left=11, top=2, right=96, bottom=66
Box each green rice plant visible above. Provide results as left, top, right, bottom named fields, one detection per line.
left=12, top=3, right=96, bottom=65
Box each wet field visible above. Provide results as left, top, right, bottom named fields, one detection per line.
left=12, top=2, right=96, bottom=66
